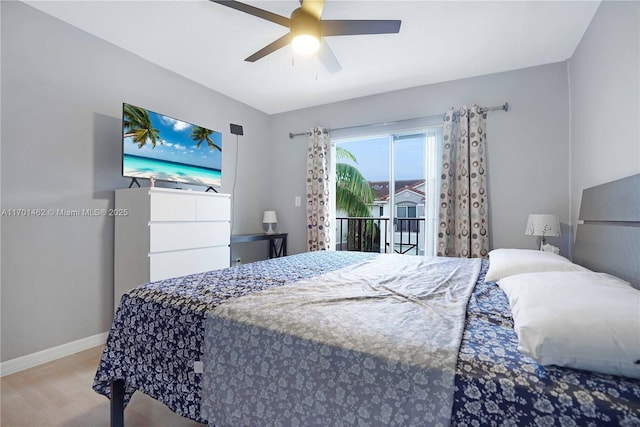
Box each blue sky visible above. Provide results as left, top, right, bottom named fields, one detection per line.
left=337, top=135, right=425, bottom=181
left=123, top=106, right=222, bottom=170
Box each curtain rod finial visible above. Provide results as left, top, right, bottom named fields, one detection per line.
left=503, top=102, right=509, bottom=112
left=289, top=132, right=294, bottom=139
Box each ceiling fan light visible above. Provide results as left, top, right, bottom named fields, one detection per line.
left=292, top=34, right=320, bottom=55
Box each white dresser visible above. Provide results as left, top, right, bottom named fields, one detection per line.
left=114, top=187, right=231, bottom=311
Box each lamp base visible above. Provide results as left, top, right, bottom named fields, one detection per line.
left=539, top=237, right=547, bottom=251
left=265, top=223, right=276, bottom=235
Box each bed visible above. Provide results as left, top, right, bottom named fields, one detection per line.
left=94, top=174, right=640, bottom=426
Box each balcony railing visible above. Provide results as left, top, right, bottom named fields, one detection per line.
left=335, top=217, right=425, bottom=255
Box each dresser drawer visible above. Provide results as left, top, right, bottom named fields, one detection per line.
left=149, top=192, right=196, bottom=222
left=196, top=195, right=231, bottom=221
left=149, top=246, right=230, bottom=282
left=149, top=222, right=230, bottom=253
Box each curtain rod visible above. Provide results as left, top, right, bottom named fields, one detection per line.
left=288, top=102, right=509, bottom=139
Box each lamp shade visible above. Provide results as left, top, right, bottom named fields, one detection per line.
left=263, top=210, right=278, bottom=235
left=263, top=210, right=278, bottom=224
left=291, top=8, right=321, bottom=55
left=525, top=214, right=561, bottom=237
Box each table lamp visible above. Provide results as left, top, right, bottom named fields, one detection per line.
left=525, top=214, right=560, bottom=250
left=263, top=210, right=278, bottom=235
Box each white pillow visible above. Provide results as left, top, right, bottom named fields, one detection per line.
left=485, top=248, right=589, bottom=282
left=499, top=271, right=640, bottom=379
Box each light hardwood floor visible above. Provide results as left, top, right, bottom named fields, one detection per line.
left=1, top=346, right=205, bottom=427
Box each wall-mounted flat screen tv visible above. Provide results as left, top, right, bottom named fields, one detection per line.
left=122, top=103, right=222, bottom=188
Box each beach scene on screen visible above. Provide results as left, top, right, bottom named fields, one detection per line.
left=123, top=103, right=222, bottom=187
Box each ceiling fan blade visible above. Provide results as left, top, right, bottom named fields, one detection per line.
left=321, top=20, right=401, bottom=36
left=210, top=0, right=290, bottom=27
left=317, top=40, right=341, bottom=74
left=245, top=33, right=293, bottom=62
left=300, top=0, right=324, bottom=20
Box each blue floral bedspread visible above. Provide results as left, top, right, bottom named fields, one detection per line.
left=93, top=251, right=640, bottom=425
left=202, top=255, right=481, bottom=427
left=93, top=251, right=376, bottom=421
left=453, top=268, right=640, bottom=426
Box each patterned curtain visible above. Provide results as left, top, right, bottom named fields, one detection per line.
left=306, top=127, right=332, bottom=251
left=437, top=105, right=489, bottom=258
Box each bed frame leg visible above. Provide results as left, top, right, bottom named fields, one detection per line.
left=111, top=379, right=125, bottom=427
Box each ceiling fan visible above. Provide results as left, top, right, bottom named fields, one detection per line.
left=210, top=0, right=401, bottom=73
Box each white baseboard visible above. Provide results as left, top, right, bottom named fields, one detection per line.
left=0, top=332, right=109, bottom=377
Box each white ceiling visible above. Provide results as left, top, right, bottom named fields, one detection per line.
left=24, top=0, right=600, bottom=114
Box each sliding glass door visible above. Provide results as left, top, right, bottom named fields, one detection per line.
left=333, top=127, right=441, bottom=256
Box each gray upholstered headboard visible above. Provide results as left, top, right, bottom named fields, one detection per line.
left=573, top=174, right=640, bottom=289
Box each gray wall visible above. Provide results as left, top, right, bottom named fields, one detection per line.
left=569, top=0, right=640, bottom=240
left=270, top=63, right=571, bottom=257
left=1, top=2, right=270, bottom=361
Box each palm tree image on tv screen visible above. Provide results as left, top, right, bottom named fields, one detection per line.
left=122, top=103, right=222, bottom=187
